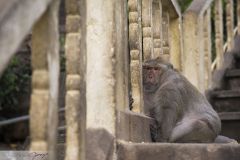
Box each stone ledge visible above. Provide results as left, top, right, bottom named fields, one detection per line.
left=117, top=141, right=240, bottom=160
left=226, top=69, right=240, bottom=77
left=211, top=90, right=240, bottom=98
left=117, top=110, right=154, bottom=142
left=219, top=112, right=240, bottom=120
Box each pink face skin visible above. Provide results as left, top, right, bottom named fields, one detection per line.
left=143, top=66, right=161, bottom=84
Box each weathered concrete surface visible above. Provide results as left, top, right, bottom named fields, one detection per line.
left=117, top=141, right=240, bottom=160
left=128, top=0, right=144, bottom=113
left=182, top=0, right=215, bottom=92
left=117, top=111, right=154, bottom=143
left=64, top=0, right=86, bottom=159
left=30, top=1, right=60, bottom=160
left=86, top=128, right=114, bottom=160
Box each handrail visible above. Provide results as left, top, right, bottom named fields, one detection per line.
left=0, top=108, right=65, bottom=127
left=162, top=0, right=181, bottom=18
left=0, top=0, right=52, bottom=77
left=185, top=0, right=213, bottom=15
left=211, top=26, right=240, bottom=72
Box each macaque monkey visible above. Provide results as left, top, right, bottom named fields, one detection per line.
left=143, top=57, right=221, bottom=143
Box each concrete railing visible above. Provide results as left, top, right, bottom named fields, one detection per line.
left=0, top=0, right=60, bottom=160
left=2, top=0, right=239, bottom=160
left=183, top=0, right=240, bottom=92
left=0, top=0, right=181, bottom=159
left=0, top=0, right=182, bottom=158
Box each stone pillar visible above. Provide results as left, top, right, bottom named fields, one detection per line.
left=86, top=0, right=115, bottom=136
left=30, top=1, right=60, bottom=160
left=182, top=12, right=200, bottom=89
left=152, top=0, right=162, bottom=58
left=183, top=10, right=206, bottom=92
left=162, top=12, right=170, bottom=61
left=128, top=0, right=143, bottom=113
left=64, top=0, right=86, bottom=159
left=197, top=15, right=205, bottom=93
left=86, top=0, right=129, bottom=159
left=203, top=9, right=212, bottom=89
left=142, top=0, right=153, bottom=60
left=226, top=0, right=234, bottom=50
left=115, top=0, right=130, bottom=111
left=214, top=0, right=224, bottom=69
left=169, top=16, right=182, bottom=71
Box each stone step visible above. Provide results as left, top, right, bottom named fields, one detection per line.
left=235, top=57, right=240, bottom=68
left=225, top=69, right=240, bottom=90
left=219, top=112, right=240, bottom=120
left=58, top=108, right=65, bottom=127
left=57, top=143, right=65, bottom=160
left=210, top=90, right=240, bottom=112
left=58, top=125, right=66, bottom=143
left=117, top=141, right=240, bottom=160
left=219, top=112, right=240, bottom=142
left=226, top=69, right=240, bottom=77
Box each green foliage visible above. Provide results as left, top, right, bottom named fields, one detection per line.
left=177, top=0, right=193, bottom=12
left=0, top=56, right=31, bottom=110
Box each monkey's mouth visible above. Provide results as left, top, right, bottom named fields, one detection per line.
left=146, top=76, right=156, bottom=83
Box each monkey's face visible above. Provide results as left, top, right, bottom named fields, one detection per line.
left=143, top=65, right=161, bottom=92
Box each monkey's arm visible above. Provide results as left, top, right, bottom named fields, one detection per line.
left=154, top=88, right=179, bottom=142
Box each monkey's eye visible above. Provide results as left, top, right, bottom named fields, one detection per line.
left=154, top=67, right=160, bottom=70
left=143, top=66, right=151, bottom=70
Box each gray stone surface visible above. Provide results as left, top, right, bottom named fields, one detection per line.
left=86, top=128, right=115, bottom=160
left=117, top=111, right=154, bottom=143
left=117, top=141, right=240, bottom=160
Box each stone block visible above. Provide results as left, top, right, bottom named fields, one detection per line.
left=117, top=111, right=130, bottom=141
left=66, top=15, right=80, bottom=33
left=65, top=0, right=79, bottom=15
left=117, top=141, right=240, bottom=160
left=86, top=128, right=114, bottom=160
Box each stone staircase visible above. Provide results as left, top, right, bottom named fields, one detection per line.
left=207, top=46, right=240, bottom=142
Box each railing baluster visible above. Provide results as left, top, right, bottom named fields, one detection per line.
left=30, top=1, right=60, bottom=160
left=169, top=6, right=182, bottom=71
left=152, top=0, right=162, bottom=58
left=226, top=0, right=234, bottom=50
left=214, top=0, right=224, bottom=69
left=128, top=0, right=143, bottom=113
left=162, top=12, right=170, bottom=60
left=64, top=0, right=86, bottom=159
left=142, top=0, right=153, bottom=60
left=203, top=8, right=212, bottom=89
